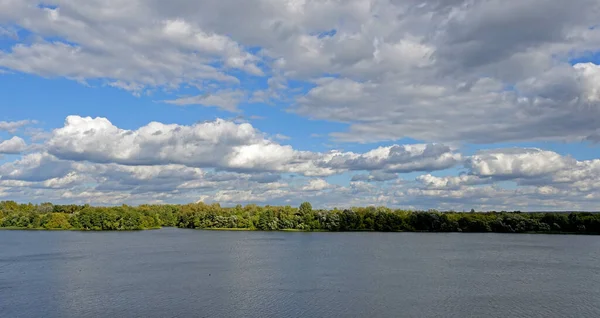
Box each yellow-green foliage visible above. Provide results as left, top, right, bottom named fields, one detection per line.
left=44, top=213, right=72, bottom=229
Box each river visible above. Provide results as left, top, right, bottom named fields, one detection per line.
left=2, top=228, right=600, bottom=317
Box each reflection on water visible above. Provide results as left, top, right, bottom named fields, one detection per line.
left=1, top=229, right=600, bottom=318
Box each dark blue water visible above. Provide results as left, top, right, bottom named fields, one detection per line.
left=2, top=228, right=600, bottom=317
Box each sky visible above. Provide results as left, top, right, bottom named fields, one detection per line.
left=1, top=0, right=600, bottom=211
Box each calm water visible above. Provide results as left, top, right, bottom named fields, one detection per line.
left=2, top=229, right=600, bottom=318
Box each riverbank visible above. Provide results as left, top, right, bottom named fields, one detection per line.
left=0, top=226, right=161, bottom=231
left=2, top=225, right=598, bottom=235
left=2, top=201, right=599, bottom=234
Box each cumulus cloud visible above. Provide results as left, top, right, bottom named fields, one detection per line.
left=462, top=148, right=600, bottom=193
left=416, top=174, right=488, bottom=190
left=47, top=115, right=303, bottom=172
left=0, top=136, right=27, bottom=154
left=302, top=179, right=333, bottom=192
left=46, top=116, right=457, bottom=177
left=467, top=148, right=573, bottom=178
left=401, top=148, right=600, bottom=210
left=319, top=144, right=462, bottom=173
left=0, top=153, right=73, bottom=182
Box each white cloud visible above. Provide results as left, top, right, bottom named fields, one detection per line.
left=163, top=90, right=246, bottom=112
left=42, top=172, right=87, bottom=189
left=416, top=174, right=488, bottom=190
left=0, top=120, right=34, bottom=133
left=302, top=178, right=332, bottom=191
left=467, top=148, right=572, bottom=178
left=0, top=136, right=27, bottom=154
left=273, top=134, right=290, bottom=141
left=574, top=63, right=600, bottom=102
left=319, top=144, right=462, bottom=173
left=47, top=115, right=287, bottom=170
left=462, top=148, right=600, bottom=194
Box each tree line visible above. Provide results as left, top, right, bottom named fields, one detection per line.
left=1, top=200, right=599, bottom=234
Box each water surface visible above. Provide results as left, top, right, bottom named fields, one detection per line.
left=2, top=228, right=600, bottom=317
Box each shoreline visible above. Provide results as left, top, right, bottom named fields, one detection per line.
left=2, top=202, right=599, bottom=234
left=1, top=226, right=594, bottom=235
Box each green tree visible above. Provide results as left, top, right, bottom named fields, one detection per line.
left=299, top=202, right=312, bottom=216
left=44, top=213, right=72, bottom=229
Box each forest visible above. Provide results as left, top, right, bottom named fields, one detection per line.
left=1, top=200, right=599, bottom=234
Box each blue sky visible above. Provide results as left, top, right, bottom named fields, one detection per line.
left=1, top=0, right=600, bottom=210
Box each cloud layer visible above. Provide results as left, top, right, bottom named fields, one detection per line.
left=1, top=1, right=600, bottom=143
left=1, top=1, right=600, bottom=210
left=0, top=116, right=597, bottom=210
